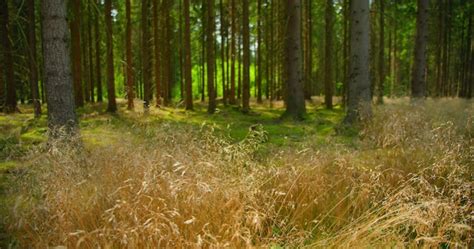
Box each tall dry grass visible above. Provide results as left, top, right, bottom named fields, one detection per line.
left=5, top=99, right=473, bottom=248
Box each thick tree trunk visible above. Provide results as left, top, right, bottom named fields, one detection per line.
left=104, top=0, right=117, bottom=112
left=207, top=0, right=216, bottom=113
left=87, top=1, right=94, bottom=102
left=411, top=0, right=429, bottom=98
left=41, top=0, right=78, bottom=137
left=242, top=0, right=250, bottom=113
left=27, top=0, right=41, bottom=117
left=283, top=0, right=306, bottom=119
left=70, top=0, right=84, bottom=107
left=344, top=0, right=372, bottom=124
left=126, top=0, right=134, bottom=110
left=1, top=0, right=17, bottom=113
left=220, top=0, right=227, bottom=105
left=184, top=0, right=193, bottom=110
left=324, top=0, right=334, bottom=109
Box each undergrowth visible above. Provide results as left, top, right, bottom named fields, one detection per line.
left=3, top=98, right=473, bottom=248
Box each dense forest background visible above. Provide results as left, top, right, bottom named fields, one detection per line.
left=1, top=0, right=472, bottom=116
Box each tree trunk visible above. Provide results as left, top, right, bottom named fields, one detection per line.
left=184, top=0, right=193, bottom=110
left=411, top=0, right=429, bottom=98
left=256, top=0, right=263, bottom=103
left=283, top=0, right=306, bottom=119
left=344, top=0, right=371, bottom=124
left=1, top=0, right=17, bottom=113
left=207, top=0, right=216, bottom=113
left=220, top=0, right=227, bottom=105
left=95, top=0, right=103, bottom=102
left=153, top=0, right=162, bottom=107
left=87, top=1, right=94, bottom=102
left=41, top=0, right=78, bottom=137
left=376, top=0, right=384, bottom=104
left=70, top=0, right=84, bottom=108
left=126, top=0, right=134, bottom=109
left=104, top=0, right=117, bottom=112
left=27, top=0, right=41, bottom=117
left=242, top=0, right=250, bottom=113
left=324, top=0, right=334, bottom=109
left=141, top=0, right=151, bottom=108
left=229, top=0, right=236, bottom=104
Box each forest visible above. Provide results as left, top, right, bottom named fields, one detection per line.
left=0, top=0, right=472, bottom=247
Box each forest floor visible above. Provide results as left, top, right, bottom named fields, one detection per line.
left=0, top=98, right=472, bottom=248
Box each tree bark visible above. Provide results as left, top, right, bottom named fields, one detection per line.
left=207, top=0, right=216, bottom=113
left=344, top=0, right=372, bottom=124
left=283, top=0, right=306, bottom=119
left=324, top=0, right=334, bottom=109
left=126, top=0, right=134, bottom=109
left=256, top=0, right=263, bottom=103
left=411, top=0, right=429, bottom=98
left=242, top=0, right=250, bottom=113
left=376, top=0, right=384, bottom=104
left=104, top=0, right=117, bottom=112
left=95, top=0, right=103, bottom=102
left=184, top=0, right=193, bottom=110
left=27, top=0, right=41, bottom=117
left=41, top=0, right=78, bottom=137
left=153, top=0, right=162, bottom=107
left=142, top=0, right=151, bottom=108
left=229, top=0, right=236, bottom=104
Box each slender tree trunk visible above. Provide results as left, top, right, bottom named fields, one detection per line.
left=70, top=0, right=84, bottom=108
left=376, top=0, right=384, bottom=104
left=207, top=0, right=216, bottom=113
left=324, top=0, right=334, bottom=109
left=41, top=0, right=78, bottom=137
left=344, top=0, right=371, bottom=124
left=142, top=0, right=151, bottom=108
left=95, top=0, right=103, bottom=102
left=411, top=0, right=429, bottom=98
left=27, top=0, right=41, bottom=117
left=87, top=1, right=94, bottom=102
left=284, top=0, right=306, bottom=119
left=220, top=0, right=227, bottom=105
left=242, top=0, right=250, bottom=113
left=126, top=0, right=134, bottom=109
left=229, top=0, right=236, bottom=104
left=184, top=0, right=193, bottom=110
left=153, top=0, right=162, bottom=107
left=105, top=0, right=117, bottom=112
left=256, top=0, right=263, bottom=103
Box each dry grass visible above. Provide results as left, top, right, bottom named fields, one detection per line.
left=4, top=98, right=473, bottom=248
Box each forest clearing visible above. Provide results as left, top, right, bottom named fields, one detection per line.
left=1, top=0, right=473, bottom=247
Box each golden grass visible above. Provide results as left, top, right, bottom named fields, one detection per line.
left=4, top=98, right=473, bottom=248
